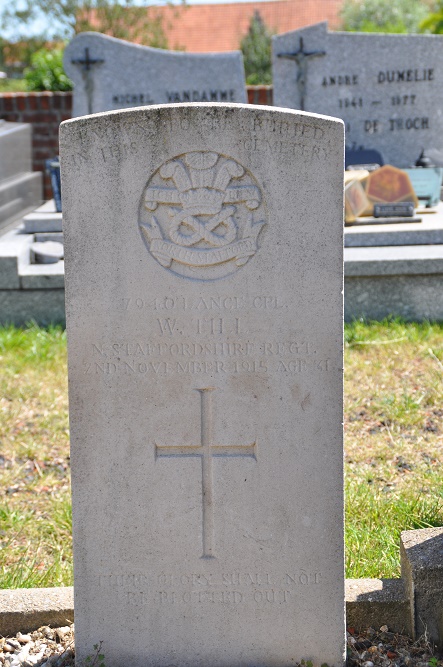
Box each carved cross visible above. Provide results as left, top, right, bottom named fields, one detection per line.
left=155, top=387, right=256, bottom=559
left=277, top=37, right=326, bottom=111
left=70, top=47, right=104, bottom=115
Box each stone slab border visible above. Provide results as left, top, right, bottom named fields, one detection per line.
left=0, top=581, right=409, bottom=639
left=0, top=529, right=442, bottom=647
left=0, top=587, right=74, bottom=637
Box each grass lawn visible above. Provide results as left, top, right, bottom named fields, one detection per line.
left=0, top=321, right=442, bottom=588
left=0, top=79, right=27, bottom=93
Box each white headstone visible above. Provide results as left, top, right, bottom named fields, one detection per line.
left=273, top=22, right=443, bottom=167
left=64, top=33, right=247, bottom=117
left=60, top=103, right=345, bottom=667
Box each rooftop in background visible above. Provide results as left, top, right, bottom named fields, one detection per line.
left=149, top=0, right=343, bottom=52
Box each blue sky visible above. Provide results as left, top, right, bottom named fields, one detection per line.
left=0, top=0, right=51, bottom=39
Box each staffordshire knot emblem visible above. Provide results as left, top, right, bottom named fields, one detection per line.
left=138, top=151, right=267, bottom=280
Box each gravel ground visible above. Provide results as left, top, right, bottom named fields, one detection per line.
left=0, top=627, right=75, bottom=667
left=0, top=624, right=441, bottom=666
left=347, top=626, right=442, bottom=667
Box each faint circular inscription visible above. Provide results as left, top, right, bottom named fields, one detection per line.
left=138, top=151, right=267, bottom=280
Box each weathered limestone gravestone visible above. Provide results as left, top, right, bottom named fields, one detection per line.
left=0, top=120, right=42, bottom=228
left=64, top=33, right=247, bottom=117
left=273, top=22, right=443, bottom=166
left=60, top=103, right=344, bottom=667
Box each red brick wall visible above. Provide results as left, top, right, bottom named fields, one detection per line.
left=247, top=86, right=273, bottom=106
left=0, top=88, right=271, bottom=201
left=0, top=92, right=73, bottom=200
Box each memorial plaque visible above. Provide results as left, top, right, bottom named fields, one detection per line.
left=60, top=103, right=345, bottom=667
left=273, top=22, right=443, bottom=167
left=373, top=202, right=415, bottom=218
left=64, top=32, right=247, bottom=117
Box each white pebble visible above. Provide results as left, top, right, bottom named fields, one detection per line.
left=14, top=643, right=31, bottom=663
left=41, top=627, right=53, bottom=638
left=363, top=662, right=374, bottom=667
left=16, top=633, right=31, bottom=644
left=5, top=640, right=20, bottom=651
left=27, top=644, right=47, bottom=665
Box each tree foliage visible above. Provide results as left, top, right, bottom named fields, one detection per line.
left=1, top=0, right=168, bottom=47
left=420, top=1, right=443, bottom=33
left=340, top=0, right=431, bottom=33
left=24, top=48, right=73, bottom=90
left=240, top=11, right=273, bottom=85
left=0, top=37, right=48, bottom=75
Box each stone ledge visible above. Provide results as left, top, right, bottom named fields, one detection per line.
left=0, top=289, right=65, bottom=326
left=0, top=579, right=410, bottom=638
left=344, top=274, right=443, bottom=322
left=0, top=587, right=74, bottom=637
left=23, top=211, right=63, bottom=234
left=0, top=233, right=33, bottom=290
left=0, top=532, right=441, bottom=641
left=345, top=245, right=443, bottom=277
left=20, top=261, right=65, bottom=290
left=346, top=578, right=411, bottom=635
left=401, top=527, right=443, bottom=648
left=344, top=203, right=443, bottom=248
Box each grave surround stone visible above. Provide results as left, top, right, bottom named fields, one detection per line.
left=0, top=121, right=42, bottom=227
left=64, top=33, right=247, bottom=118
left=60, top=102, right=344, bottom=667
left=0, top=120, right=33, bottom=182
left=272, top=23, right=443, bottom=167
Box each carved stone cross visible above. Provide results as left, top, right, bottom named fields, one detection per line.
left=155, top=387, right=257, bottom=559
left=70, top=47, right=104, bottom=115
left=277, top=37, right=326, bottom=110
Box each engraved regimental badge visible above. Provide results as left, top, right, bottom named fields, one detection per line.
left=138, top=151, right=267, bottom=280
